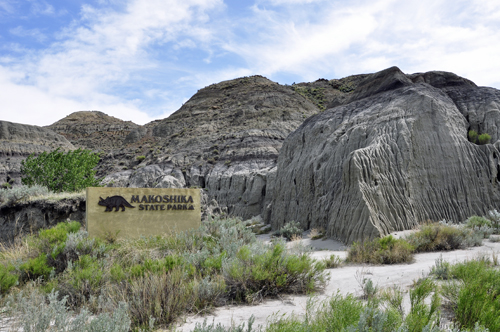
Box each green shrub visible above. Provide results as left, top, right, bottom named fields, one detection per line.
left=429, top=254, right=451, bottom=280
left=223, top=241, right=326, bottom=302
left=405, top=278, right=441, bottom=332
left=272, top=221, right=303, bottom=240
left=0, top=264, right=18, bottom=294
left=487, top=209, right=500, bottom=234
left=106, top=268, right=197, bottom=328
left=136, top=155, right=146, bottom=161
left=20, top=254, right=54, bottom=281
left=448, top=260, right=500, bottom=331
left=468, top=130, right=478, bottom=143
left=466, top=216, right=491, bottom=229
left=406, top=222, right=474, bottom=252
left=323, top=254, right=342, bottom=268
left=478, top=133, right=491, bottom=145
left=6, top=290, right=131, bottom=332
left=21, top=148, right=102, bottom=192
left=39, top=221, right=81, bottom=245
left=347, top=235, right=414, bottom=264
left=129, top=255, right=183, bottom=278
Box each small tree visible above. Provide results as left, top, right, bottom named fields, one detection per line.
left=21, top=148, right=102, bottom=192
left=478, top=133, right=491, bottom=145
left=468, top=130, right=478, bottom=143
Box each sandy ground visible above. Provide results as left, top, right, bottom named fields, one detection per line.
left=174, top=232, right=500, bottom=331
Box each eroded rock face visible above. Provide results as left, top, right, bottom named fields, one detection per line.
left=269, top=67, right=500, bottom=243
left=100, top=76, right=322, bottom=218
left=0, top=121, right=74, bottom=185
left=0, top=198, right=85, bottom=244
left=45, top=111, right=139, bottom=151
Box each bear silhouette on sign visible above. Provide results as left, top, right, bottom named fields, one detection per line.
left=98, top=196, right=135, bottom=212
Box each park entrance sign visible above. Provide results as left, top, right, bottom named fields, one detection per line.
left=86, top=187, right=201, bottom=239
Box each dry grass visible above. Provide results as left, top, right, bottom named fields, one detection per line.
left=309, top=228, right=326, bottom=240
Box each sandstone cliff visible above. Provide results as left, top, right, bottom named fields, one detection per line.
left=0, top=121, right=74, bottom=186
left=268, top=67, right=500, bottom=243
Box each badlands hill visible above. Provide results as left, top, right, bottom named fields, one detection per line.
left=2, top=67, right=500, bottom=243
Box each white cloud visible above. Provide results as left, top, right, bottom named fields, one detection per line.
left=29, top=0, right=54, bottom=16
left=9, top=26, right=47, bottom=42
left=1, top=0, right=224, bottom=125
left=219, top=0, right=500, bottom=88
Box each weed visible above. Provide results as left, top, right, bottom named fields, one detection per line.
left=405, top=278, right=441, bottom=332
left=309, top=228, right=326, bottom=240
left=380, top=285, right=405, bottom=316
left=449, top=259, right=500, bottom=331
left=323, top=254, right=342, bottom=268
left=429, top=254, right=451, bottom=280
left=192, top=316, right=257, bottom=332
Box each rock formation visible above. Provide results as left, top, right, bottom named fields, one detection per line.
left=101, top=76, right=325, bottom=219
left=45, top=111, right=139, bottom=151
left=0, top=197, right=85, bottom=244
left=268, top=67, right=500, bottom=243
left=0, top=121, right=74, bottom=186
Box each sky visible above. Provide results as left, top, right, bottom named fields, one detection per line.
left=1, top=0, right=500, bottom=126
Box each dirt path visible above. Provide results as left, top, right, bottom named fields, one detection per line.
left=175, top=236, right=500, bottom=331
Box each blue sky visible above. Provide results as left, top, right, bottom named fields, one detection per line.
left=1, top=0, right=500, bottom=126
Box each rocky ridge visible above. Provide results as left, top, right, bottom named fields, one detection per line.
left=4, top=68, right=500, bottom=243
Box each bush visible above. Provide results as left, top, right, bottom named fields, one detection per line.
left=448, top=260, right=500, bottom=331
left=406, top=222, right=476, bottom=252
left=1, top=217, right=329, bottom=330
left=486, top=209, right=500, bottom=234
left=6, top=290, right=131, bottom=332
left=272, top=221, right=303, bottom=240
left=466, top=216, right=491, bottom=229
left=0, top=185, right=49, bottom=206
left=0, top=264, right=18, bottom=294
left=21, top=148, right=101, bottom=192
left=347, top=235, right=414, bottom=264
left=136, top=155, right=146, bottom=161
left=105, top=268, right=198, bottom=327
left=468, top=130, right=478, bottom=143
left=223, top=241, right=326, bottom=303
left=478, top=133, right=491, bottom=145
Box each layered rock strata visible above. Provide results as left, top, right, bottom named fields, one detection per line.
left=0, top=121, right=74, bottom=185
left=269, top=67, right=500, bottom=243
left=0, top=197, right=85, bottom=244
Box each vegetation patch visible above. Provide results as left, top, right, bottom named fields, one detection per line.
left=347, top=235, right=414, bottom=264
left=0, top=217, right=327, bottom=330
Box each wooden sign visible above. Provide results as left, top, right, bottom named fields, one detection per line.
left=86, top=187, right=201, bottom=239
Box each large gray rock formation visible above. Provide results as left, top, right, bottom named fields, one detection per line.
left=100, top=76, right=325, bottom=219
left=269, top=67, right=500, bottom=243
left=0, top=121, right=74, bottom=185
